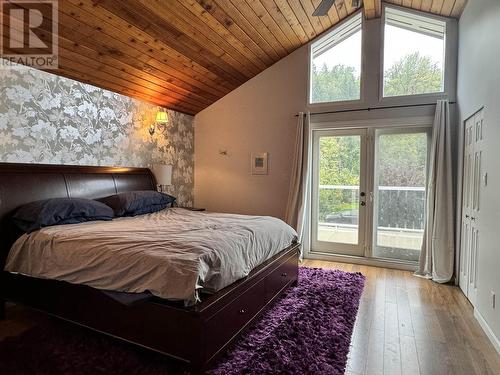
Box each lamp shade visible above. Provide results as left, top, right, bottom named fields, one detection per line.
left=155, top=111, right=169, bottom=124
left=151, top=164, right=172, bottom=186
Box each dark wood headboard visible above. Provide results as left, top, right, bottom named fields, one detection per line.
left=0, top=163, right=156, bottom=266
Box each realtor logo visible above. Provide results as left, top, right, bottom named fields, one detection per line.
left=0, top=0, right=58, bottom=69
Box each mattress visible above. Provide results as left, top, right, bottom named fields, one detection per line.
left=4, top=208, right=297, bottom=305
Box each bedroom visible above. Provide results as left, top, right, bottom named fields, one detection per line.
left=0, top=0, right=499, bottom=374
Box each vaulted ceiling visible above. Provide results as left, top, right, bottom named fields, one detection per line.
left=2, top=0, right=467, bottom=115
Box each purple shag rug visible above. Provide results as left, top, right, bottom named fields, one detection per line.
left=0, top=267, right=364, bottom=375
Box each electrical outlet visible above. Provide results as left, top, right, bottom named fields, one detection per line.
left=491, top=291, right=496, bottom=309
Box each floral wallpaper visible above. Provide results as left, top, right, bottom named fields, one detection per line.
left=0, top=62, right=194, bottom=206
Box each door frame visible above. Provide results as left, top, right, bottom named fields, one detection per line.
left=310, top=128, right=368, bottom=256
left=305, top=116, right=434, bottom=269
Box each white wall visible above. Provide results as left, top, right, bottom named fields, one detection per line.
left=194, top=46, right=309, bottom=219
left=457, top=0, right=500, bottom=350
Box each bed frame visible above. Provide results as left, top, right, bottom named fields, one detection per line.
left=0, top=163, right=300, bottom=374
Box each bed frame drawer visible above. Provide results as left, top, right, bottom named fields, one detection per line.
left=203, top=249, right=299, bottom=362
left=265, top=251, right=299, bottom=302
left=204, top=278, right=266, bottom=359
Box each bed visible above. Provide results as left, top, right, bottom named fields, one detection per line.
left=0, top=163, right=300, bottom=374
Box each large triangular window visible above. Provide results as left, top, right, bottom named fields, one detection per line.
left=310, top=13, right=362, bottom=104
left=383, top=7, right=446, bottom=97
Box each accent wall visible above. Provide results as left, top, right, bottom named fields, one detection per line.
left=0, top=62, right=194, bottom=206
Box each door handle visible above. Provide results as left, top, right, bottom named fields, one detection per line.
left=360, top=201, right=366, bottom=206
left=360, top=192, right=366, bottom=197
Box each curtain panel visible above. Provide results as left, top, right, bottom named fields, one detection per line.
left=285, top=112, right=311, bottom=244
left=415, top=100, right=455, bottom=283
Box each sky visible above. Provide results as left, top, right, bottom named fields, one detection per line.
left=313, top=25, right=445, bottom=76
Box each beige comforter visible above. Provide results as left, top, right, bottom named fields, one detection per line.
left=4, top=208, right=297, bottom=305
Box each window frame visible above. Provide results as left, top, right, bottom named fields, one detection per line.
left=379, top=4, right=456, bottom=105
left=307, top=10, right=365, bottom=108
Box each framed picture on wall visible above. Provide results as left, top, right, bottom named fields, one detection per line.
left=251, top=152, right=268, bottom=175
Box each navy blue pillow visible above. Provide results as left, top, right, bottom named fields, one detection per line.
left=12, top=198, right=114, bottom=233
left=99, top=191, right=176, bottom=217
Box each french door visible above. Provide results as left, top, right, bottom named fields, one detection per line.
left=311, top=125, right=430, bottom=263
left=311, top=129, right=368, bottom=256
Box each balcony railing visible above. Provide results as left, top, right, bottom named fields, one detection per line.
left=319, top=185, right=425, bottom=231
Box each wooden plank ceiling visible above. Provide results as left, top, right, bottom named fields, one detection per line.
left=2, top=0, right=467, bottom=115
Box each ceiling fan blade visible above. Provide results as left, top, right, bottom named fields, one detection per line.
left=312, top=0, right=336, bottom=16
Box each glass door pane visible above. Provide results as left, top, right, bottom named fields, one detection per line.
left=373, top=129, right=429, bottom=262
left=311, top=129, right=367, bottom=256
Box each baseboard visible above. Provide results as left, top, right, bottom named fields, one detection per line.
left=474, top=308, right=500, bottom=355
left=304, top=252, right=417, bottom=271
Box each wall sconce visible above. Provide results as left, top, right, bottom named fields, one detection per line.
left=149, top=110, right=169, bottom=136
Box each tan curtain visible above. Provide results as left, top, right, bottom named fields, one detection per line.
left=415, top=100, right=454, bottom=283
left=285, top=112, right=310, bottom=243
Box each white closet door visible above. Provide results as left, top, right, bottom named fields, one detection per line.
left=460, top=109, right=484, bottom=305
left=459, top=117, right=474, bottom=297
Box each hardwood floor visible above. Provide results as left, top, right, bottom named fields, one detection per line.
left=1, top=260, right=500, bottom=374
left=302, top=259, right=500, bottom=375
